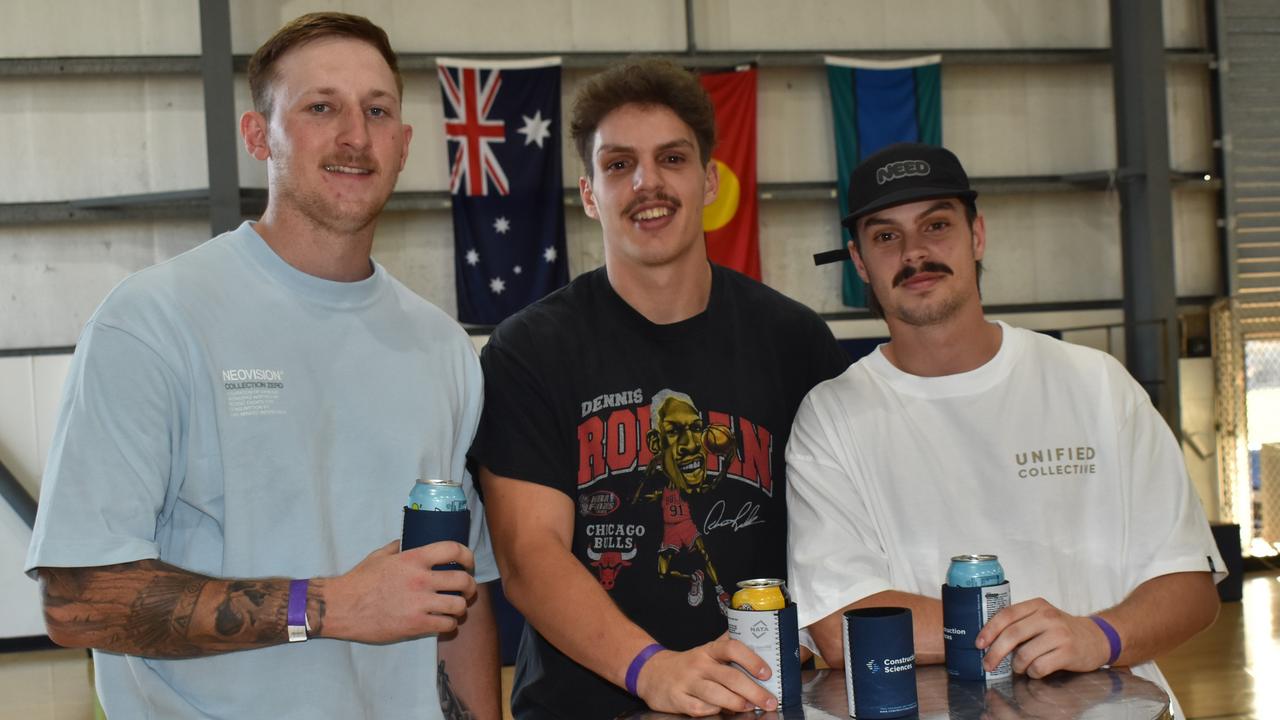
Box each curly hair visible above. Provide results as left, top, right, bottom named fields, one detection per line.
left=569, top=58, right=715, bottom=177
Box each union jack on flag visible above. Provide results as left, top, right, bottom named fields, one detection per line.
left=439, top=65, right=509, bottom=196
left=436, top=57, right=568, bottom=325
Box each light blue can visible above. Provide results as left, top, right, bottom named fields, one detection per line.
left=946, top=554, right=1005, bottom=589
left=407, top=478, right=467, bottom=512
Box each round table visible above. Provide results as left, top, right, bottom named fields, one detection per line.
left=622, top=665, right=1171, bottom=719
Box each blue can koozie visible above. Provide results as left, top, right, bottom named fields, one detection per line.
left=725, top=603, right=803, bottom=708
left=942, top=581, right=1012, bottom=681
left=842, top=607, right=918, bottom=719
left=402, top=507, right=470, bottom=598
left=402, top=478, right=470, bottom=571
left=402, top=507, right=470, bottom=554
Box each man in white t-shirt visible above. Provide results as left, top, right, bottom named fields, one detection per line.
left=786, top=142, right=1223, bottom=714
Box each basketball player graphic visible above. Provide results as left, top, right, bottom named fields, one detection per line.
left=632, top=389, right=738, bottom=613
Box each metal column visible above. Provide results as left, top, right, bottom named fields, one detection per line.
left=1111, top=0, right=1181, bottom=431
left=199, top=0, right=242, bottom=235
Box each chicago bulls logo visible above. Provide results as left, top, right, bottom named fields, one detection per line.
left=587, top=546, right=637, bottom=590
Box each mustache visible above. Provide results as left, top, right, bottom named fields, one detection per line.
left=893, top=261, right=954, bottom=288
left=323, top=154, right=376, bottom=169
left=622, top=191, right=682, bottom=218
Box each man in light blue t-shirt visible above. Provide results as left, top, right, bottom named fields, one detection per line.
left=24, top=12, right=500, bottom=719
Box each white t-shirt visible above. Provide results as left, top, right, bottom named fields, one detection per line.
left=786, top=322, right=1224, bottom=716
left=27, top=223, right=498, bottom=719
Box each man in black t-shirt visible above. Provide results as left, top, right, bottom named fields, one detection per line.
left=469, top=58, right=849, bottom=719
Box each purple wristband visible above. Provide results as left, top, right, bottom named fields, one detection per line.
left=1090, top=615, right=1121, bottom=665
left=625, top=643, right=664, bottom=696
left=287, top=579, right=309, bottom=642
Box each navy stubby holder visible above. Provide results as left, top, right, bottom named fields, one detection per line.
left=402, top=506, right=470, bottom=593
left=724, top=602, right=803, bottom=707
left=842, top=607, right=918, bottom=719
left=942, top=580, right=1012, bottom=681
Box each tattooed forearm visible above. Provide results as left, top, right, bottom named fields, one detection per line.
left=38, top=560, right=320, bottom=658
left=122, top=570, right=209, bottom=656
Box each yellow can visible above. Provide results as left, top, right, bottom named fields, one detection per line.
left=731, top=578, right=789, bottom=611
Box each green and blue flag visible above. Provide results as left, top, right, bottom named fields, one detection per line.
left=825, top=55, right=942, bottom=308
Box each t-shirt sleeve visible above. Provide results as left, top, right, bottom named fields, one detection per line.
left=468, top=328, right=573, bottom=497
left=1115, top=365, right=1227, bottom=588
left=453, top=347, right=500, bottom=584
left=786, top=387, right=893, bottom=629
left=25, top=321, right=183, bottom=577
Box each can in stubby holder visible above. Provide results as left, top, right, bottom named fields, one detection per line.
left=725, top=579, right=802, bottom=708
left=402, top=479, right=470, bottom=584
left=942, top=554, right=1012, bottom=681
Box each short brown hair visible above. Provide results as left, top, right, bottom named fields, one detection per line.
left=570, top=58, right=716, bottom=178
left=247, top=12, right=403, bottom=118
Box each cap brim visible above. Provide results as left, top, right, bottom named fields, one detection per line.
left=841, top=187, right=978, bottom=229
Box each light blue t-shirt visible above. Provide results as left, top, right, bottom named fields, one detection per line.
left=26, top=222, right=497, bottom=719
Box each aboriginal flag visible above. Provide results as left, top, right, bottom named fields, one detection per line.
left=825, top=55, right=941, bottom=308
left=699, top=65, right=760, bottom=281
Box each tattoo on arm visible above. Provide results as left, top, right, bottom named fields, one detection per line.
left=437, top=660, right=475, bottom=720
left=40, top=560, right=325, bottom=659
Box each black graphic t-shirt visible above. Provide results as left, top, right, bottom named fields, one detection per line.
left=470, top=265, right=849, bottom=719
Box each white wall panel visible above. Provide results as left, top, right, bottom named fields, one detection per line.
left=0, top=355, right=84, bottom=483
left=0, top=357, right=38, bottom=497
left=230, top=0, right=685, bottom=55
left=1179, top=356, right=1218, bottom=519
left=32, top=356, right=72, bottom=473
left=945, top=65, right=1116, bottom=177
left=370, top=210, right=457, bottom=315
left=0, top=0, right=200, bottom=58
left=0, top=352, right=67, bottom=639
left=1163, top=0, right=1207, bottom=49
left=0, top=505, right=43, bottom=638
left=0, top=0, right=1203, bottom=60
left=757, top=67, right=837, bottom=184
left=759, top=200, right=844, bottom=310
left=1168, top=65, right=1214, bottom=172
left=0, top=220, right=207, bottom=349
left=694, top=0, right=1111, bottom=50
left=986, top=192, right=1123, bottom=303
left=566, top=205, right=606, bottom=280
left=1173, top=187, right=1221, bottom=298
left=695, top=0, right=1201, bottom=51
left=0, top=77, right=206, bottom=203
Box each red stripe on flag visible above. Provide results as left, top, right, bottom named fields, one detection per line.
left=699, top=67, right=760, bottom=281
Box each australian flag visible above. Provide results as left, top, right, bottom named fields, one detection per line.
left=438, top=56, right=568, bottom=325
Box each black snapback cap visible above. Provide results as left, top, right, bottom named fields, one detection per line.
left=840, top=142, right=977, bottom=229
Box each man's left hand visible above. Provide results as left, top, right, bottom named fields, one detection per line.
left=975, top=598, right=1111, bottom=678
